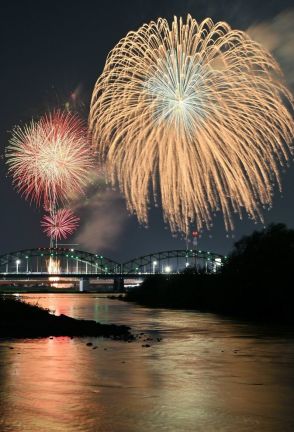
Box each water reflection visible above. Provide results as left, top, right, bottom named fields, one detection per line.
left=0, top=294, right=294, bottom=432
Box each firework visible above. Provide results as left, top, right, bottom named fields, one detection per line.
left=90, top=15, right=294, bottom=233
left=41, top=209, right=80, bottom=240
left=6, top=110, right=93, bottom=210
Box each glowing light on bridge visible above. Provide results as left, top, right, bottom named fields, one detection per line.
left=47, top=257, right=61, bottom=274
left=41, top=209, right=80, bottom=241
left=164, top=266, right=172, bottom=273
left=90, top=14, right=293, bottom=234
left=16, top=259, right=21, bottom=274
left=6, top=110, right=93, bottom=211
left=47, top=257, right=61, bottom=286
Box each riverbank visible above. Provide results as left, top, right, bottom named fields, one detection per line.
left=0, top=296, right=134, bottom=340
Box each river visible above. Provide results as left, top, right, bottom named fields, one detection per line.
left=0, top=293, right=294, bottom=432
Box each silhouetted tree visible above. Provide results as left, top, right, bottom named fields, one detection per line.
left=222, top=223, right=294, bottom=285
left=126, top=224, right=294, bottom=322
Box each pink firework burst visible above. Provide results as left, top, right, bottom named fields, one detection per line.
left=41, top=209, right=80, bottom=240
left=6, top=110, right=93, bottom=210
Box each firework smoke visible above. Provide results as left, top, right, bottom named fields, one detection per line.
left=90, top=15, right=294, bottom=234
left=73, top=189, right=128, bottom=253
left=248, top=9, right=294, bottom=88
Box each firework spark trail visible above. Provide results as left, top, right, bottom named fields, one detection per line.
left=90, top=15, right=294, bottom=233
left=6, top=110, right=93, bottom=211
left=41, top=209, right=80, bottom=240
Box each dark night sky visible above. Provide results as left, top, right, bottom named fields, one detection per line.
left=0, top=0, right=293, bottom=262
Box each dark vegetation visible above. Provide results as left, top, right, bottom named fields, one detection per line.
left=0, top=296, right=133, bottom=340
left=125, top=224, right=294, bottom=323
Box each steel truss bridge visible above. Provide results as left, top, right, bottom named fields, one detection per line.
left=0, top=247, right=225, bottom=278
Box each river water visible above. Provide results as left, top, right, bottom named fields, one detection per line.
left=0, top=294, right=294, bottom=432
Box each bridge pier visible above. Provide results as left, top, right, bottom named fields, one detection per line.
left=113, top=277, right=124, bottom=292
left=79, top=277, right=90, bottom=292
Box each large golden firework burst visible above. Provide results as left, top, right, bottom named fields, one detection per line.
left=90, top=15, right=294, bottom=233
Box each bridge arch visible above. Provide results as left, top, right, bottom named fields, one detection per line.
left=122, top=249, right=225, bottom=274
left=0, top=248, right=121, bottom=275
left=0, top=248, right=225, bottom=276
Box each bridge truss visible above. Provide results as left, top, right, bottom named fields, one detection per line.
left=122, top=249, right=225, bottom=274
left=0, top=247, right=225, bottom=277
left=0, top=248, right=120, bottom=276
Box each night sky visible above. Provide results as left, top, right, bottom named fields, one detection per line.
left=0, top=0, right=293, bottom=263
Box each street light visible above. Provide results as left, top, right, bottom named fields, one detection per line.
left=152, top=261, right=157, bottom=274
left=213, top=257, right=222, bottom=273
left=164, top=265, right=171, bottom=274
left=16, top=259, right=21, bottom=274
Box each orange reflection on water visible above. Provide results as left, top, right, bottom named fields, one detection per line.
left=1, top=294, right=294, bottom=432
left=5, top=337, right=104, bottom=431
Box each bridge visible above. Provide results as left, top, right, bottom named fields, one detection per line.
left=0, top=247, right=226, bottom=291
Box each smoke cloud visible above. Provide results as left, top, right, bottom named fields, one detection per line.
left=67, top=168, right=128, bottom=253
left=72, top=188, right=128, bottom=253
left=247, top=9, right=294, bottom=88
